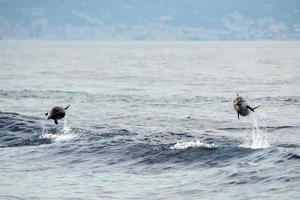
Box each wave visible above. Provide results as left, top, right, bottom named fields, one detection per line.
left=1, top=111, right=299, bottom=171
left=0, top=111, right=78, bottom=147
left=286, top=153, right=300, bottom=160
left=0, top=89, right=148, bottom=104
left=255, top=95, right=300, bottom=103
left=0, top=111, right=138, bottom=148
left=218, top=125, right=297, bottom=132
left=170, top=140, right=216, bottom=150
left=0, top=111, right=41, bottom=132
left=0, top=89, right=88, bottom=99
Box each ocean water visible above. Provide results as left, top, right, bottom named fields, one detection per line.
left=0, top=41, right=299, bottom=199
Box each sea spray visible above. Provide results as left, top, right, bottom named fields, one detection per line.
left=62, top=117, right=71, bottom=134
left=241, top=113, right=269, bottom=149
left=39, top=117, right=75, bottom=142
left=41, top=118, right=47, bottom=135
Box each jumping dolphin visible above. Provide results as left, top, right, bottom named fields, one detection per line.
left=233, top=94, right=260, bottom=119
left=45, top=105, right=70, bottom=124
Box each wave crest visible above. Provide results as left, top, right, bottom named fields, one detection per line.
left=170, top=140, right=216, bottom=150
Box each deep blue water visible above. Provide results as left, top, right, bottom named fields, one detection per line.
left=0, top=41, right=300, bottom=199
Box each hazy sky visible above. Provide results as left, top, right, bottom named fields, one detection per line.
left=0, top=0, right=300, bottom=40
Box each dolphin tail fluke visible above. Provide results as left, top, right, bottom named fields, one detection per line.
left=247, top=105, right=260, bottom=112
left=65, top=105, right=71, bottom=110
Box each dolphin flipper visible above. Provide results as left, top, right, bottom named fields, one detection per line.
left=54, top=119, right=58, bottom=124
left=247, top=105, right=260, bottom=112
left=252, top=105, right=261, bottom=110
left=237, top=112, right=240, bottom=119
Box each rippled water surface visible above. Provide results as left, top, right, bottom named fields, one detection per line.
left=0, top=41, right=300, bottom=199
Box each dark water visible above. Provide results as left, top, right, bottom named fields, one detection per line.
left=0, top=41, right=300, bottom=199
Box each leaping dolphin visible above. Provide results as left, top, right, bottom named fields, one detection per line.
left=45, top=105, right=70, bottom=124
left=233, top=94, right=260, bottom=119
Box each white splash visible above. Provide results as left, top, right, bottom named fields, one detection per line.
left=40, top=118, right=76, bottom=142
left=40, top=132, right=76, bottom=141
left=170, top=140, right=215, bottom=150
left=240, top=113, right=269, bottom=149
left=42, top=118, right=47, bottom=134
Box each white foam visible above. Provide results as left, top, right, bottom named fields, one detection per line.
left=40, top=132, right=76, bottom=141
left=240, top=113, right=270, bottom=149
left=40, top=118, right=76, bottom=142
left=170, top=140, right=215, bottom=150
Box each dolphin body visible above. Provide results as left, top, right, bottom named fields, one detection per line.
left=233, top=95, right=260, bottom=119
left=45, top=105, right=70, bottom=124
